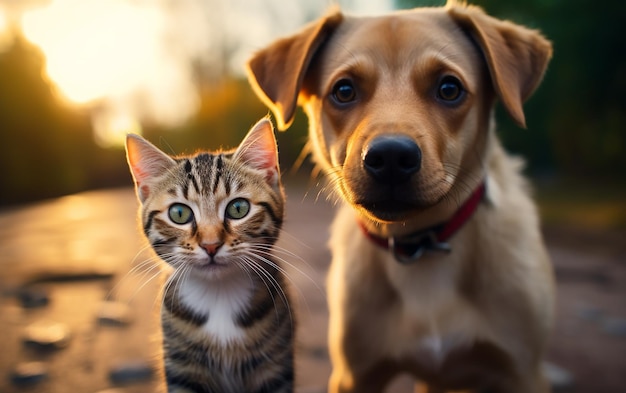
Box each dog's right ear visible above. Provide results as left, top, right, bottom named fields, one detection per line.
left=448, top=4, right=552, bottom=128
left=246, top=9, right=343, bottom=131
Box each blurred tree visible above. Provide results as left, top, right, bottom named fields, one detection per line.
left=0, top=35, right=91, bottom=205
left=397, top=0, right=626, bottom=179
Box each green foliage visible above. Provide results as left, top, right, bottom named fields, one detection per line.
left=0, top=36, right=99, bottom=205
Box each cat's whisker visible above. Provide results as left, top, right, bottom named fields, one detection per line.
left=127, top=243, right=155, bottom=270
left=240, top=249, right=291, bottom=282
left=250, top=241, right=305, bottom=263
left=247, top=244, right=324, bottom=298
left=238, top=250, right=307, bottom=323
left=249, top=254, right=316, bottom=303
left=130, top=258, right=162, bottom=286
left=247, top=237, right=322, bottom=288
left=237, top=257, right=281, bottom=322
left=105, top=245, right=157, bottom=302
left=128, top=264, right=164, bottom=304
left=277, top=230, right=313, bottom=251
left=246, top=250, right=314, bottom=318
left=234, top=258, right=256, bottom=286
left=127, top=258, right=158, bottom=278
left=241, top=255, right=294, bottom=328
left=162, top=264, right=188, bottom=313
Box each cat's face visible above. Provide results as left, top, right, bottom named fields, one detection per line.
left=125, top=119, right=284, bottom=281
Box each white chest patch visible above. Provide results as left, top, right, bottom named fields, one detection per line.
left=178, top=274, right=253, bottom=345
left=416, top=334, right=454, bottom=367
left=414, top=331, right=474, bottom=371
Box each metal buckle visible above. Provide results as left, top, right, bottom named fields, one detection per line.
left=388, top=231, right=452, bottom=264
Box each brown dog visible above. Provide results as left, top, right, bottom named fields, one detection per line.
left=247, top=2, right=555, bottom=392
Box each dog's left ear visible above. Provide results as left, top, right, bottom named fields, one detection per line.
left=246, top=8, right=343, bottom=131
left=448, top=5, right=552, bottom=128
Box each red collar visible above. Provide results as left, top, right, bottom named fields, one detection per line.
left=358, top=182, right=486, bottom=264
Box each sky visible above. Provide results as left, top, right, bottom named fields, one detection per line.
left=0, top=0, right=394, bottom=147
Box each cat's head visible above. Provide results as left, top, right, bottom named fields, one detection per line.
left=125, top=118, right=284, bottom=280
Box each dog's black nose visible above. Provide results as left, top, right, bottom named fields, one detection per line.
left=362, top=136, right=421, bottom=184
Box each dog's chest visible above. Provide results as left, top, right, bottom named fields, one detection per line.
left=394, top=309, right=483, bottom=376
left=388, top=264, right=481, bottom=371
left=412, top=330, right=472, bottom=371
left=405, top=325, right=502, bottom=388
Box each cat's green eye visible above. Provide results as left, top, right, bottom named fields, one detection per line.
left=226, top=198, right=250, bottom=220
left=168, top=203, right=194, bottom=224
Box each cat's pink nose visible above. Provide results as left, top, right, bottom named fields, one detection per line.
left=201, top=242, right=223, bottom=256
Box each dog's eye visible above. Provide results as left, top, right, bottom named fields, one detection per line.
left=331, top=79, right=357, bottom=104
left=437, top=76, right=464, bottom=103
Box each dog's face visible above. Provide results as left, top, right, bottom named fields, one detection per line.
left=300, top=11, right=493, bottom=222
left=247, top=4, right=552, bottom=223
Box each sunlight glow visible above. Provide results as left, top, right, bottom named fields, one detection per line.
left=22, top=0, right=163, bottom=104
left=21, top=0, right=199, bottom=147
left=93, top=110, right=142, bottom=148
left=0, top=6, right=12, bottom=52
left=0, top=7, right=6, bottom=32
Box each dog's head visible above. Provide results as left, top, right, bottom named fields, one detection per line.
left=247, top=3, right=551, bottom=224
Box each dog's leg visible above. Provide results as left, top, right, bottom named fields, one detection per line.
left=326, top=210, right=401, bottom=393
left=479, top=367, right=551, bottom=393
left=328, top=361, right=397, bottom=393
left=413, top=367, right=551, bottom=393
left=511, top=369, right=552, bottom=393
left=414, top=383, right=434, bottom=393
left=418, top=384, right=475, bottom=393
left=327, top=278, right=397, bottom=393
left=415, top=385, right=471, bottom=393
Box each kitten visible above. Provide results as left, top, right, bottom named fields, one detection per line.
left=125, top=118, right=294, bottom=393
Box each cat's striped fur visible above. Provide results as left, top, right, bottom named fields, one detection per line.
left=125, top=118, right=294, bottom=393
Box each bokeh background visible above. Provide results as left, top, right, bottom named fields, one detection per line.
left=0, top=0, right=623, bottom=220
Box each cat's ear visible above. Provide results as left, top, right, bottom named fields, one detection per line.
left=125, top=134, right=176, bottom=203
left=233, top=118, right=280, bottom=186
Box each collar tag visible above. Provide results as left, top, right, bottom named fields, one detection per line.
left=388, top=230, right=451, bottom=264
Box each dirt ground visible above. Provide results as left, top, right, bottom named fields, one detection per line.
left=0, top=184, right=624, bottom=392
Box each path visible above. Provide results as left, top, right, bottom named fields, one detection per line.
left=0, top=184, right=624, bottom=392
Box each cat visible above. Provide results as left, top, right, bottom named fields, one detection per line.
left=125, top=118, right=294, bottom=393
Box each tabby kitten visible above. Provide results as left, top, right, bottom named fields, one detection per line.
left=125, top=118, right=294, bottom=393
